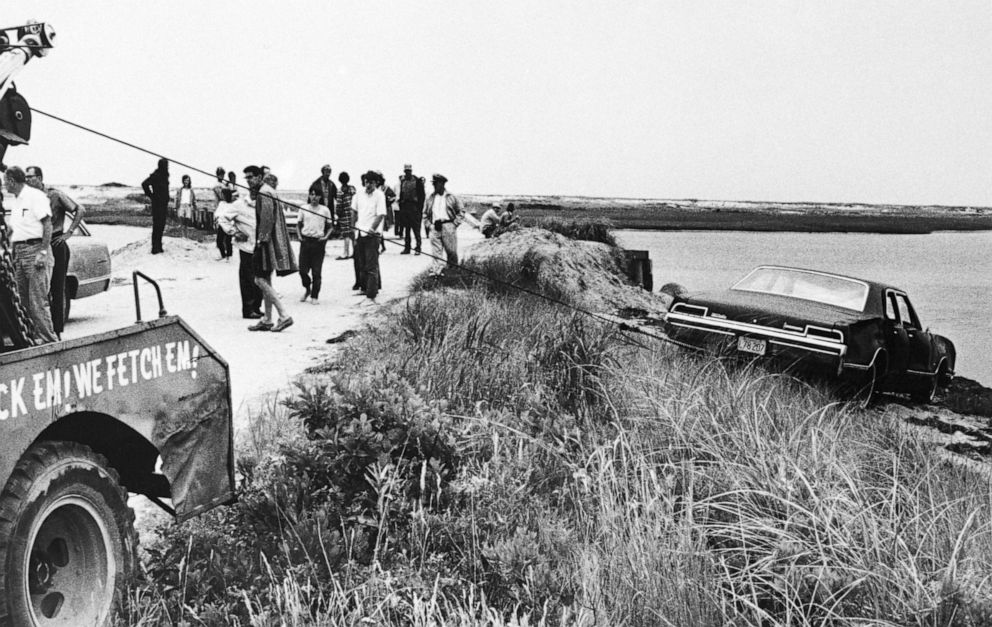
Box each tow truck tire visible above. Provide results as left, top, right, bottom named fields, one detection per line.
left=0, top=442, right=136, bottom=627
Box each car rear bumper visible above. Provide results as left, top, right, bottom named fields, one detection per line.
left=665, top=311, right=848, bottom=372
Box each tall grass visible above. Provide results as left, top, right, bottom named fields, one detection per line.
left=131, top=257, right=992, bottom=625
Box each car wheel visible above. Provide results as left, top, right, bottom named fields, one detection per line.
left=911, top=361, right=948, bottom=404
left=910, top=372, right=939, bottom=404
left=0, top=442, right=136, bottom=627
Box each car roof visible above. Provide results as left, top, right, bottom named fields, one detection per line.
left=744, top=265, right=903, bottom=294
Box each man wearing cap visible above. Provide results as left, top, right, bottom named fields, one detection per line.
left=423, top=173, right=464, bottom=274
left=351, top=170, right=387, bottom=304
left=396, top=164, right=425, bottom=254
left=3, top=166, right=58, bottom=344
left=309, top=165, right=338, bottom=231
left=25, top=166, right=86, bottom=337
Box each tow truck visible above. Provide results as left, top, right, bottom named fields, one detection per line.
left=0, top=21, right=235, bottom=626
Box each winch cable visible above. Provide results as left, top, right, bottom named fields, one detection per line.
left=29, top=106, right=682, bottom=352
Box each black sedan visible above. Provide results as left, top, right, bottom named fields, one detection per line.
left=663, top=265, right=955, bottom=403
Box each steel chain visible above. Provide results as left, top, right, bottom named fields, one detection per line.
left=0, top=223, right=38, bottom=347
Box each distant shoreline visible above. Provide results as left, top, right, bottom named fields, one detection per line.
left=72, top=185, right=992, bottom=235
left=472, top=197, right=992, bottom=234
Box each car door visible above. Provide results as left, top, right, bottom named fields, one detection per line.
left=881, top=290, right=910, bottom=381
left=892, top=291, right=933, bottom=378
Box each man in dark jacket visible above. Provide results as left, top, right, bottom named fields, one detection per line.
left=396, top=164, right=425, bottom=254
left=141, top=158, right=170, bottom=254
left=309, top=164, right=338, bottom=230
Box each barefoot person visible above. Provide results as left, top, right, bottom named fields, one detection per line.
left=174, top=174, right=196, bottom=238
left=25, top=166, right=85, bottom=337
left=245, top=167, right=296, bottom=332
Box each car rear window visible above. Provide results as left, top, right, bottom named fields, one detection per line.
left=732, top=267, right=869, bottom=311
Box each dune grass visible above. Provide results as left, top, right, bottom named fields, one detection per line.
left=127, top=230, right=992, bottom=626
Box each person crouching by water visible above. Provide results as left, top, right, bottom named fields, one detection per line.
left=297, top=188, right=333, bottom=304
left=479, top=202, right=502, bottom=239
left=215, top=187, right=263, bottom=319
left=352, top=170, right=387, bottom=305
left=3, top=166, right=58, bottom=344
left=423, top=173, right=464, bottom=275
left=245, top=166, right=296, bottom=332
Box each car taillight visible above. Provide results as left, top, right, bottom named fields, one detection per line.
left=806, top=325, right=844, bottom=343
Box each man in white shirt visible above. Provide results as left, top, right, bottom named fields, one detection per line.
left=25, top=165, right=86, bottom=337
left=296, top=188, right=334, bottom=304
left=3, top=166, right=58, bottom=343
left=214, top=187, right=263, bottom=319
left=351, top=170, right=387, bottom=304
left=479, top=202, right=502, bottom=238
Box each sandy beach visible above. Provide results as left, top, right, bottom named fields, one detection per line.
left=63, top=224, right=484, bottom=428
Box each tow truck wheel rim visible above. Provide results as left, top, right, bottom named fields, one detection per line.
left=23, top=495, right=114, bottom=625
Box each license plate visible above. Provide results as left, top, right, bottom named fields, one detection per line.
left=737, top=336, right=767, bottom=356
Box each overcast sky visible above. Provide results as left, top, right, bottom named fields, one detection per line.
left=4, top=1, right=991, bottom=205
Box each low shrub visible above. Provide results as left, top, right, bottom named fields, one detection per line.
left=535, top=216, right=617, bottom=246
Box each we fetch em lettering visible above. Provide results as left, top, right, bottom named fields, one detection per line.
left=0, top=340, right=200, bottom=420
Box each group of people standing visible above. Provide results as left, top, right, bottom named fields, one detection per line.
left=1, top=165, right=86, bottom=346
left=140, top=159, right=518, bottom=333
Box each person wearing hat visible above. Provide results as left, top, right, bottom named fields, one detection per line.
left=396, top=163, right=426, bottom=254
left=479, top=201, right=503, bottom=239
left=309, top=164, right=338, bottom=231
left=422, top=173, right=464, bottom=274
left=351, top=170, right=387, bottom=304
